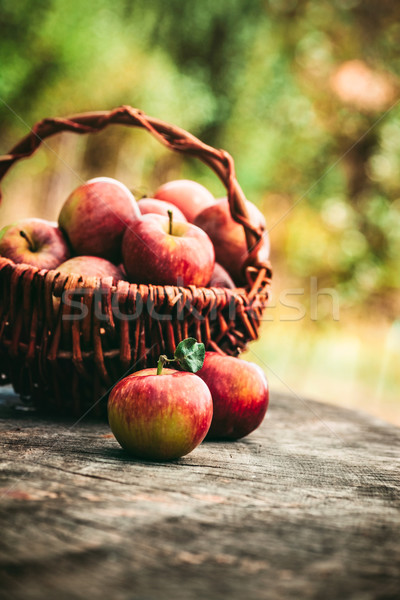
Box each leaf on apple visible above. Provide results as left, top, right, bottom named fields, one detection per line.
left=174, top=338, right=205, bottom=373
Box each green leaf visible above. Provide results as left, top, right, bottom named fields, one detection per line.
left=174, top=338, right=205, bottom=373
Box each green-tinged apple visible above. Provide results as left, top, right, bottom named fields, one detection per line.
left=0, top=218, right=70, bottom=269
left=198, top=352, right=269, bottom=440
left=58, top=177, right=141, bottom=262
left=56, top=256, right=125, bottom=282
left=138, top=197, right=187, bottom=222
left=153, top=179, right=216, bottom=223
left=194, top=198, right=270, bottom=285
left=208, top=262, right=236, bottom=289
left=108, top=339, right=212, bottom=460
left=122, top=212, right=214, bottom=286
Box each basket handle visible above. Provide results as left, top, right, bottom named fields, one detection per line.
left=0, top=105, right=270, bottom=277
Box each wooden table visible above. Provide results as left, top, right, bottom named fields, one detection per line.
left=1, top=385, right=399, bottom=600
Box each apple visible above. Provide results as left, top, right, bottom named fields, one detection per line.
left=118, top=262, right=127, bottom=279
left=194, top=198, right=270, bottom=285
left=58, top=177, right=141, bottom=262
left=208, top=262, right=236, bottom=289
left=0, top=218, right=70, bottom=270
left=138, top=197, right=187, bottom=222
left=153, top=179, right=216, bottom=223
left=197, top=352, right=269, bottom=440
left=56, top=256, right=125, bottom=282
left=108, top=368, right=213, bottom=460
left=121, top=213, right=215, bottom=286
left=53, top=256, right=125, bottom=314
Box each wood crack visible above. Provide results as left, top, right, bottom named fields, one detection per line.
left=33, top=462, right=129, bottom=486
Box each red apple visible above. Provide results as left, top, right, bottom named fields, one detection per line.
left=56, top=256, right=125, bottom=282
left=194, top=198, right=270, bottom=285
left=197, top=352, right=269, bottom=440
left=0, top=218, right=70, bottom=269
left=53, top=256, right=125, bottom=314
left=208, top=262, right=236, bottom=289
left=122, top=213, right=215, bottom=286
left=108, top=368, right=213, bottom=460
left=118, top=262, right=127, bottom=279
left=58, top=177, right=141, bottom=262
left=153, top=179, right=216, bottom=223
left=138, top=197, right=187, bottom=222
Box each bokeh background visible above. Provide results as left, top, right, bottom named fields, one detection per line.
left=1, top=0, right=399, bottom=424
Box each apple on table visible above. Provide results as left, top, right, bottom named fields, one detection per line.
left=108, top=339, right=212, bottom=461
left=197, top=352, right=269, bottom=440
left=0, top=218, right=70, bottom=270
left=108, top=368, right=212, bottom=461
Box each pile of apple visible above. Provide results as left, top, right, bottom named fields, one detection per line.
left=0, top=177, right=270, bottom=460
left=108, top=338, right=269, bottom=461
left=0, top=176, right=269, bottom=289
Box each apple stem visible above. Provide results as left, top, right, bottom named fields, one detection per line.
left=157, top=355, right=167, bottom=375
left=19, top=230, right=35, bottom=252
left=167, top=209, right=173, bottom=235
left=157, top=354, right=175, bottom=375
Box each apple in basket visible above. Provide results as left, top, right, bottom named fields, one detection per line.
left=194, top=197, right=270, bottom=285
left=56, top=256, right=125, bottom=282
left=108, top=339, right=213, bottom=461
left=58, top=177, right=141, bottom=262
left=0, top=218, right=70, bottom=270
left=122, top=211, right=215, bottom=287
left=153, top=179, right=216, bottom=223
left=208, top=262, right=235, bottom=289
left=138, top=197, right=187, bottom=222
left=197, top=352, right=269, bottom=440
left=53, top=256, right=125, bottom=313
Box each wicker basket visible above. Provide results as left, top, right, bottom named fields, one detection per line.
left=0, top=105, right=272, bottom=416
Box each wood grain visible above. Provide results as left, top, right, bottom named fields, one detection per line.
left=0, top=386, right=399, bottom=600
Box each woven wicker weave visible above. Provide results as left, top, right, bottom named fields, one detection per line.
left=0, top=106, right=272, bottom=416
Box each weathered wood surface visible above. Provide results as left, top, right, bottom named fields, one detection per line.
left=0, top=385, right=399, bottom=600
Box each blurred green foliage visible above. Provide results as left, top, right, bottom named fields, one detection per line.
left=0, top=0, right=399, bottom=314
